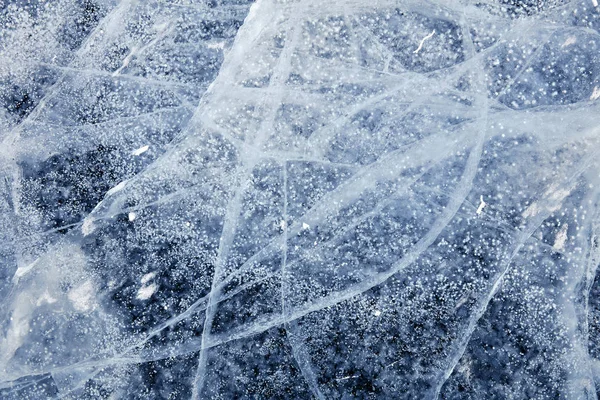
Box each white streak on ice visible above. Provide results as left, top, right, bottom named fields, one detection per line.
left=207, top=41, right=226, bottom=50
left=561, top=36, right=577, bottom=47
left=476, top=195, right=486, bottom=215
left=131, top=145, right=149, bottom=156
left=413, top=30, right=435, bottom=54
left=106, top=180, right=128, bottom=196
left=12, top=258, right=40, bottom=283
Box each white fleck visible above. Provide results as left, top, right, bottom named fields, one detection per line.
left=454, top=294, right=469, bottom=310
left=137, top=283, right=158, bottom=300
left=128, top=212, right=136, bottom=221
left=476, top=195, right=486, bottom=215
left=553, top=223, right=569, bottom=251
left=207, top=41, right=226, bottom=50
left=68, top=280, right=95, bottom=312
left=302, top=222, right=310, bottom=230
left=522, top=202, right=539, bottom=218
left=413, top=30, right=435, bottom=54
left=591, top=86, right=600, bottom=101
left=561, top=36, right=577, bottom=48
left=82, top=217, right=96, bottom=236
left=280, top=220, right=287, bottom=230
left=112, top=45, right=141, bottom=77
left=141, top=272, right=157, bottom=285
left=336, top=375, right=359, bottom=381
left=154, top=22, right=169, bottom=32
left=131, top=145, right=149, bottom=156
left=106, top=180, right=128, bottom=196
left=593, top=0, right=598, bottom=7
left=13, top=258, right=40, bottom=282
left=373, top=310, right=382, bottom=317
left=548, top=187, right=572, bottom=205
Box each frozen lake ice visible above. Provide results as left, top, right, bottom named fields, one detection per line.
left=1, top=0, right=600, bottom=398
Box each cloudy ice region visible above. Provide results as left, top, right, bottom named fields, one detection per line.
left=1, top=0, right=600, bottom=398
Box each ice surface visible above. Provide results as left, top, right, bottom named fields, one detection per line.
left=1, top=0, right=600, bottom=398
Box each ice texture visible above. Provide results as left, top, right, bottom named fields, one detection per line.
left=1, top=0, right=600, bottom=398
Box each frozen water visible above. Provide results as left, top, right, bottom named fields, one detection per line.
left=1, top=0, right=600, bottom=398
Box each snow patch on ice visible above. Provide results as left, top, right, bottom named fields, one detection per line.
left=68, top=280, right=96, bottom=312
left=141, top=272, right=157, bottom=284
left=82, top=217, right=96, bottom=236
left=137, top=283, right=158, bottom=300
left=553, top=223, right=569, bottom=251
